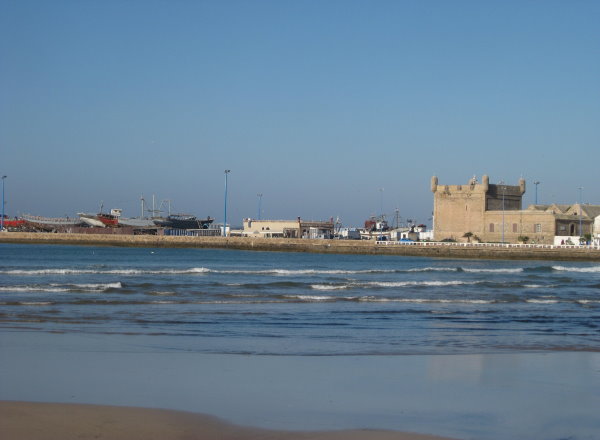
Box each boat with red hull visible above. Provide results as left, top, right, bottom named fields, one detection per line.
left=1, top=216, right=25, bottom=229
left=78, top=212, right=119, bottom=227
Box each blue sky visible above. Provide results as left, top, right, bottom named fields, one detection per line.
left=1, top=1, right=599, bottom=227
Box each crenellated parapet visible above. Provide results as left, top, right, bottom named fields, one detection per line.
left=431, top=175, right=491, bottom=195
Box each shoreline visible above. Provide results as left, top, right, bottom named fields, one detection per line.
left=0, top=401, right=456, bottom=440
left=2, top=231, right=600, bottom=261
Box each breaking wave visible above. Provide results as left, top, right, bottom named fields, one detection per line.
left=0, top=282, right=122, bottom=292
left=552, top=266, right=600, bottom=273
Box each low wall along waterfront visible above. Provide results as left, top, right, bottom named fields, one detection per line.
left=2, top=232, right=600, bottom=261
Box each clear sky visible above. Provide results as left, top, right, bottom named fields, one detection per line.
left=1, top=1, right=598, bottom=227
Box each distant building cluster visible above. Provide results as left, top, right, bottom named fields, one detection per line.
left=3, top=173, right=599, bottom=246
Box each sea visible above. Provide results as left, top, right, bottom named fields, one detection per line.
left=2, top=243, right=600, bottom=440
left=1, top=243, right=599, bottom=355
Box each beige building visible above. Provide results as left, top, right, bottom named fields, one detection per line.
left=431, top=175, right=596, bottom=244
left=242, top=218, right=334, bottom=239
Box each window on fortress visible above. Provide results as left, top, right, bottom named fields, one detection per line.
left=535, top=224, right=542, bottom=233
left=513, top=223, right=518, bottom=233
left=489, top=223, right=494, bottom=232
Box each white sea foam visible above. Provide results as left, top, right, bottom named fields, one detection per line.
left=357, top=297, right=494, bottom=304
left=257, top=269, right=393, bottom=275
left=461, top=268, right=524, bottom=273
left=3, top=269, right=94, bottom=275
left=0, top=282, right=121, bottom=292
left=366, top=280, right=477, bottom=288
left=526, top=299, right=559, bottom=304
left=1, top=268, right=210, bottom=275
left=210, top=268, right=406, bottom=275
left=0, top=286, right=69, bottom=292
left=407, top=267, right=458, bottom=272
left=552, top=265, right=600, bottom=273
left=282, top=294, right=335, bottom=301
left=67, top=282, right=122, bottom=290
left=311, top=284, right=350, bottom=290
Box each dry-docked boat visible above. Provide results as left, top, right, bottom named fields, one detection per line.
left=153, top=214, right=213, bottom=229
left=21, top=214, right=82, bottom=226
left=78, top=210, right=119, bottom=227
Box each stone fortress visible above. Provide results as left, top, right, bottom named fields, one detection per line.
left=431, top=175, right=599, bottom=244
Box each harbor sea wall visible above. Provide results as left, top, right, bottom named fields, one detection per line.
left=2, top=232, right=600, bottom=261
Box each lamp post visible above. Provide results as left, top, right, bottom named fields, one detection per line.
left=533, top=181, right=540, bottom=205
left=1, top=175, right=6, bottom=231
left=223, top=170, right=230, bottom=237
left=257, top=193, right=263, bottom=220
left=499, top=180, right=505, bottom=244
left=578, top=186, right=584, bottom=238
left=379, top=188, right=384, bottom=241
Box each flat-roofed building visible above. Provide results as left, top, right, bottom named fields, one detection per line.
left=242, top=217, right=334, bottom=239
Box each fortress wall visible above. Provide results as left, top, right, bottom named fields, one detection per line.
left=432, top=183, right=487, bottom=241
left=432, top=176, right=528, bottom=243
left=481, top=211, right=556, bottom=244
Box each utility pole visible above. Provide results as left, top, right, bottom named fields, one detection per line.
left=578, top=186, right=584, bottom=239
left=1, top=176, right=6, bottom=231
left=257, top=193, right=263, bottom=220
left=223, top=170, right=231, bottom=237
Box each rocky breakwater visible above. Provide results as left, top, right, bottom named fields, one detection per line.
left=1, top=232, right=600, bottom=261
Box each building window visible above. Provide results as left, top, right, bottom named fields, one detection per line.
left=489, top=223, right=494, bottom=233
left=513, top=223, right=518, bottom=233
left=534, top=224, right=542, bottom=233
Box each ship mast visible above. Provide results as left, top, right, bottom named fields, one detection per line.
left=140, top=195, right=146, bottom=218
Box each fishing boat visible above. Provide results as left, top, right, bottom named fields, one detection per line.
left=21, top=214, right=82, bottom=227
left=153, top=214, right=213, bottom=229
left=1, top=215, right=26, bottom=229
left=78, top=210, right=119, bottom=228
left=118, top=216, right=156, bottom=228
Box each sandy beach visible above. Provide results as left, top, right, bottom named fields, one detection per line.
left=2, top=332, right=600, bottom=440
left=0, top=401, right=456, bottom=440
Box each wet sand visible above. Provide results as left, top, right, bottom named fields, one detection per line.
left=2, top=333, right=600, bottom=440
left=0, top=401, right=455, bottom=440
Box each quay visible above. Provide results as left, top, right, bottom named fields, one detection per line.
left=2, top=232, right=600, bottom=261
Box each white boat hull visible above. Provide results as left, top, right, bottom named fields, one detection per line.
left=79, top=216, right=106, bottom=228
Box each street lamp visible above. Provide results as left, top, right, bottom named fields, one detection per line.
left=223, top=170, right=231, bottom=237
left=578, top=186, right=584, bottom=238
left=533, top=181, right=540, bottom=205
left=379, top=188, right=384, bottom=241
left=257, top=193, right=263, bottom=220
left=1, top=175, right=6, bottom=231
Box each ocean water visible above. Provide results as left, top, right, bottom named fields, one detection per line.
left=1, top=243, right=599, bottom=355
